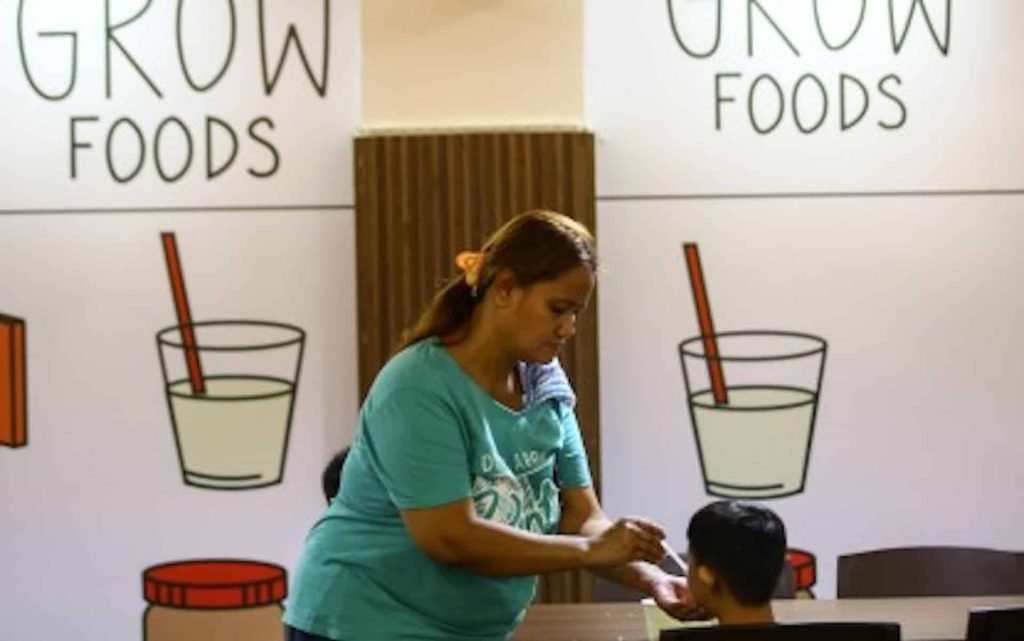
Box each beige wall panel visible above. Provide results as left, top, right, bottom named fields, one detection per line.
left=363, top=0, right=583, bottom=129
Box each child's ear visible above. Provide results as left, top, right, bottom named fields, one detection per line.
left=697, top=565, right=717, bottom=590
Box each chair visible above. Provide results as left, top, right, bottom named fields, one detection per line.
left=966, top=607, right=1024, bottom=641
left=660, top=622, right=901, bottom=641
left=592, top=560, right=796, bottom=602
left=836, top=547, right=1024, bottom=598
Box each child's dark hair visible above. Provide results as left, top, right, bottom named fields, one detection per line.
left=687, top=500, right=787, bottom=606
left=398, top=210, right=596, bottom=350
left=322, top=446, right=350, bottom=504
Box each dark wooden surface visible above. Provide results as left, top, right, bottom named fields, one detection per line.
left=512, top=596, right=1024, bottom=641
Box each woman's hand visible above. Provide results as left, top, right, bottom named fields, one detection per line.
left=649, top=573, right=709, bottom=621
left=583, top=517, right=666, bottom=567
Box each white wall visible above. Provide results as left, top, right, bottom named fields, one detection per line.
left=362, top=0, right=583, bottom=130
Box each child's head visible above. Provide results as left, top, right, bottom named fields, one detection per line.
left=321, top=447, right=350, bottom=505
left=686, top=500, right=786, bottom=615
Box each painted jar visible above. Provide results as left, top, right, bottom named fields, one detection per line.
left=786, top=549, right=817, bottom=599
left=143, top=559, right=286, bottom=641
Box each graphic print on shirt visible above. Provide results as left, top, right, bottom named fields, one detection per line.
left=471, top=451, right=560, bottom=533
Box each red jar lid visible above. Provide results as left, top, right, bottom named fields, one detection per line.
left=786, top=549, right=817, bottom=590
left=143, top=559, right=287, bottom=609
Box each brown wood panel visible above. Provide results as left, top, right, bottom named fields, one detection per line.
left=355, top=131, right=598, bottom=603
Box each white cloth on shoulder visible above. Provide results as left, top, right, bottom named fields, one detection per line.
left=518, top=358, right=576, bottom=409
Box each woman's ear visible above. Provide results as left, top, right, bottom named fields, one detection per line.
left=489, top=269, right=519, bottom=308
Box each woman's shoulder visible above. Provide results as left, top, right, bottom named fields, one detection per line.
left=367, top=338, right=452, bottom=400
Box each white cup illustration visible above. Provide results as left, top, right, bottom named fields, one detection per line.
left=679, top=330, right=826, bottom=499
left=157, top=320, right=305, bottom=490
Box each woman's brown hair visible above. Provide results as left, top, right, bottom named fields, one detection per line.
left=398, top=210, right=596, bottom=350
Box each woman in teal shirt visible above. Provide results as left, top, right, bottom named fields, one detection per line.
left=285, top=210, right=695, bottom=640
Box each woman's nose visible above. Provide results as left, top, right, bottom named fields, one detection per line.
left=557, top=314, right=577, bottom=339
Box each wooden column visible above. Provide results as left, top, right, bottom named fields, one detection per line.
left=355, top=131, right=599, bottom=602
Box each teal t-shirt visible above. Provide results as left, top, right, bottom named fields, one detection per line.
left=284, top=338, right=593, bottom=641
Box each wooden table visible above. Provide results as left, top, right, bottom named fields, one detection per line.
left=512, top=596, right=1024, bottom=641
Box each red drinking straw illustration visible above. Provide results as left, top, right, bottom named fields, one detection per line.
left=161, top=232, right=205, bottom=395
left=0, top=313, right=26, bottom=447
left=682, top=243, right=728, bottom=405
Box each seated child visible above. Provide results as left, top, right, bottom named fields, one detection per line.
left=321, top=446, right=350, bottom=505
left=686, top=500, right=787, bottom=625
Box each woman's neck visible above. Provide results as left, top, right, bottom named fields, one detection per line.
left=443, top=316, right=520, bottom=399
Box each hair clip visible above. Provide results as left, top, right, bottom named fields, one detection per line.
left=455, top=251, right=484, bottom=296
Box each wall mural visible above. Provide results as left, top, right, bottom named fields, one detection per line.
left=6, top=0, right=346, bottom=206
left=787, top=548, right=817, bottom=599
left=0, top=2, right=357, bottom=639
left=157, top=232, right=305, bottom=490
left=592, top=0, right=1023, bottom=600
left=679, top=243, right=827, bottom=499
left=142, top=559, right=286, bottom=641
left=664, top=0, right=953, bottom=135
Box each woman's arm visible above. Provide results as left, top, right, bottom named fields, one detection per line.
left=558, top=487, right=671, bottom=594
left=400, top=496, right=665, bottom=577
left=560, top=487, right=705, bottom=620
